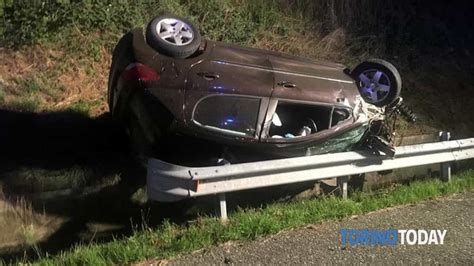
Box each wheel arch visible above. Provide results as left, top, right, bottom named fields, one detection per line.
left=108, top=31, right=135, bottom=112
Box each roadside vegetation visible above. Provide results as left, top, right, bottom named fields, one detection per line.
left=1, top=0, right=325, bottom=116
left=19, top=171, right=473, bottom=265
left=1, top=0, right=473, bottom=135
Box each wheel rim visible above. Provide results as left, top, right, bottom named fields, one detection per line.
left=357, top=69, right=391, bottom=104
left=155, top=18, right=194, bottom=46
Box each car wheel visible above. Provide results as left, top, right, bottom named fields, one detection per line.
left=146, top=15, right=202, bottom=59
left=351, top=59, right=402, bottom=107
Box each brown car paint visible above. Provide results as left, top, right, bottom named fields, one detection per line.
left=111, top=29, right=368, bottom=155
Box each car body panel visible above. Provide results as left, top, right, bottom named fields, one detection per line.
left=184, top=58, right=273, bottom=143
left=270, top=55, right=357, bottom=105
left=109, top=29, right=385, bottom=160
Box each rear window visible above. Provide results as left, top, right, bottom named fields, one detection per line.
left=193, top=95, right=261, bottom=136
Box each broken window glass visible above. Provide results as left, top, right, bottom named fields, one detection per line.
left=268, top=102, right=352, bottom=139
left=269, top=102, right=330, bottom=138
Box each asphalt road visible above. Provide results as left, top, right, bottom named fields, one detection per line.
left=168, top=192, right=474, bottom=265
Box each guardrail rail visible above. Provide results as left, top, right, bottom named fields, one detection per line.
left=147, top=133, right=474, bottom=221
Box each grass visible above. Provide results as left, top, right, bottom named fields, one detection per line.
left=67, top=100, right=102, bottom=116
left=25, top=170, right=474, bottom=265
left=0, top=196, right=60, bottom=259
left=0, top=88, right=5, bottom=104
left=0, top=0, right=326, bottom=117
left=7, top=97, right=40, bottom=112
left=2, top=166, right=93, bottom=193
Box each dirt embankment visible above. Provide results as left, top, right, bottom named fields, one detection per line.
left=0, top=43, right=110, bottom=116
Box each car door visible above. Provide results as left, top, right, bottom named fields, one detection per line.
left=269, top=54, right=355, bottom=105
left=260, top=55, right=357, bottom=143
left=184, top=42, right=273, bottom=142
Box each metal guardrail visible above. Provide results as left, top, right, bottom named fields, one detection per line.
left=147, top=136, right=474, bottom=220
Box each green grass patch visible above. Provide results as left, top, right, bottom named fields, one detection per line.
left=67, top=100, right=101, bottom=116
left=2, top=74, right=65, bottom=112
left=0, top=87, right=5, bottom=104
left=7, top=96, right=40, bottom=112
left=2, top=166, right=93, bottom=193
left=13, top=76, right=43, bottom=95
left=29, top=170, right=474, bottom=265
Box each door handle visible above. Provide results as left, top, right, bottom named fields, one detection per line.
left=277, top=81, right=297, bottom=88
left=197, top=72, right=220, bottom=81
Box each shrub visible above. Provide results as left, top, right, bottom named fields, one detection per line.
left=1, top=0, right=157, bottom=46
left=1, top=0, right=295, bottom=47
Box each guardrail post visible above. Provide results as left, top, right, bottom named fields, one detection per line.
left=337, top=176, right=349, bottom=200
left=217, top=193, right=228, bottom=222
left=439, top=132, right=452, bottom=182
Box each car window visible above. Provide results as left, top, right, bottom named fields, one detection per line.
left=193, top=95, right=261, bottom=136
left=268, top=101, right=351, bottom=139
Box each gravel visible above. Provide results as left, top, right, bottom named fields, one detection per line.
left=168, top=192, right=474, bottom=265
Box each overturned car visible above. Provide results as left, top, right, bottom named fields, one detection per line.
left=108, top=15, right=414, bottom=166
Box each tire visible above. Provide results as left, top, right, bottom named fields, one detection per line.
left=351, top=59, right=402, bottom=107
left=146, top=15, right=201, bottom=58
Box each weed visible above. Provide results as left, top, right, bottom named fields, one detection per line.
left=20, top=224, right=38, bottom=245
left=0, top=196, right=61, bottom=262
